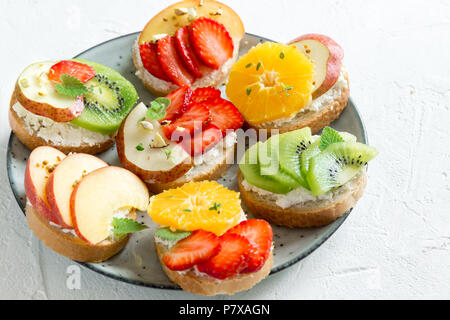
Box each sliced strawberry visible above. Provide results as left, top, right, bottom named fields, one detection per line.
left=190, top=18, right=234, bottom=69
left=181, top=124, right=223, bottom=156
left=191, top=87, right=221, bottom=104
left=158, top=36, right=195, bottom=86
left=204, top=98, right=244, bottom=134
left=48, top=60, right=95, bottom=85
left=139, top=42, right=171, bottom=81
left=197, top=233, right=251, bottom=280
left=162, top=230, right=220, bottom=271
left=226, top=220, right=273, bottom=273
left=161, top=86, right=193, bottom=122
left=175, top=27, right=206, bottom=78
left=162, top=102, right=211, bottom=141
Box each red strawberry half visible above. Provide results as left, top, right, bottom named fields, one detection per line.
left=48, top=60, right=95, bottom=84
left=181, top=124, right=223, bottom=156
left=191, top=87, right=221, bottom=104
left=175, top=27, right=207, bottom=78
left=226, top=219, right=273, bottom=273
left=197, top=233, right=251, bottom=280
left=190, top=18, right=234, bottom=69
left=158, top=36, right=195, bottom=87
left=204, top=98, right=244, bottom=134
left=161, top=86, right=193, bottom=122
left=162, top=102, right=211, bottom=141
left=139, top=42, right=170, bottom=81
left=162, top=230, right=221, bottom=271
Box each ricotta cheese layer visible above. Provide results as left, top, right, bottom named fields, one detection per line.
left=13, top=102, right=111, bottom=147
left=260, top=68, right=348, bottom=128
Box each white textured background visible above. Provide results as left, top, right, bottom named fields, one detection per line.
left=1, top=0, right=449, bottom=300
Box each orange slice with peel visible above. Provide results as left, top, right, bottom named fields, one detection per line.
left=148, top=181, right=244, bottom=236
left=226, top=42, right=314, bottom=125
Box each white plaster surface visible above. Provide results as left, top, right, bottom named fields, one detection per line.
left=1, top=0, right=449, bottom=300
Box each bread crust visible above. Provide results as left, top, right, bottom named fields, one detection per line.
left=26, top=205, right=132, bottom=263
left=238, top=169, right=367, bottom=228
left=146, top=144, right=235, bottom=194
left=246, top=72, right=350, bottom=136
left=155, top=239, right=273, bottom=296
left=9, top=93, right=114, bottom=155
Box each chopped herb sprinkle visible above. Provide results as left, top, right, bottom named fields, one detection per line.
left=246, top=88, right=252, bottom=96
left=136, top=144, right=145, bottom=151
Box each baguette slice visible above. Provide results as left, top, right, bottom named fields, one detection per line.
left=26, top=204, right=133, bottom=263
left=238, top=168, right=367, bottom=228
left=9, top=93, right=114, bottom=155
left=245, top=71, right=350, bottom=136
left=146, top=140, right=235, bottom=194
left=155, top=238, right=273, bottom=296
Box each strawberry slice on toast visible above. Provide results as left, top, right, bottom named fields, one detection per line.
left=181, top=124, right=223, bottom=156
left=162, top=230, right=220, bottom=271
left=48, top=60, right=96, bottom=84
left=175, top=27, right=207, bottom=78
left=139, top=42, right=171, bottom=81
left=205, top=98, right=244, bottom=134
left=190, top=87, right=221, bottom=104
left=158, top=36, right=195, bottom=87
left=190, top=18, right=234, bottom=70
left=161, top=86, right=193, bottom=122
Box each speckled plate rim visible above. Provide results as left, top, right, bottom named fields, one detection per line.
left=6, top=32, right=368, bottom=290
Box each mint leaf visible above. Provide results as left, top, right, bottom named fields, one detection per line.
left=111, top=218, right=148, bottom=237
left=54, top=74, right=88, bottom=97
left=155, top=227, right=191, bottom=242
left=146, top=97, right=171, bottom=120
left=319, top=127, right=344, bottom=151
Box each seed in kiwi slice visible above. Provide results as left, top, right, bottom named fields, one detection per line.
left=70, top=59, right=138, bottom=135
left=240, top=143, right=298, bottom=194
left=306, top=142, right=378, bottom=196
left=277, top=128, right=312, bottom=188
left=300, top=131, right=357, bottom=178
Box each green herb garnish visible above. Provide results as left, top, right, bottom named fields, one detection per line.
left=111, top=218, right=148, bottom=237
left=146, top=97, right=171, bottom=120
left=209, top=202, right=222, bottom=211
left=136, top=143, right=145, bottom=151
left=54, top=74, right=88, bottom=97
left=183, top=209, right=192, bottom=212
left=319, top=127, right=345, bottom=151
left=280, top=52, right=285, bottom=59
left=246, top=88, right=252, bottom=96
left=163, top=148, right=173, bottom=160
left=256, top=62, right=262, bottom=71
left=245, top=63, right=253, bottom=68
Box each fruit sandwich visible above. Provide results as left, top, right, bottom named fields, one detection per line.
left=238, top=127, right=378, bottom=227
left=133, top=0, right=244, bottom=96
left=10, top=59, right=138, bottom=155
left=25, top=146, right=149, bottom=263
left=116, top=86, right=244, bottom=194
left=147, top=181, right=274, bottom=296
left=226, top=34, right=349, bottom=136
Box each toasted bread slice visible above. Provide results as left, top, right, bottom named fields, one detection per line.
left=238, top=168, right=367, bottom=228
left=132, top=39, right=240, bottom=97
left=246, top=71, right=350, bottom=136
left=9, top=93, right=114, bottom=155
left=155, top=239, right=273, bottom=296
left=146, top=142, right=235, bottom=194
left=26, top=204, right=133, bottom=263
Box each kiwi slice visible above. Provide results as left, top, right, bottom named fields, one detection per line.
left=277, top=128, right=312, bottom=188
left=240, top=143, right=296, bottom=194
left=300, top=131, right=357, bottom=178
left=155, top=227, right=191, bottom=242
left=70, top=59, right=138, bottom=135
left=306, top=142, right=378, bottom=196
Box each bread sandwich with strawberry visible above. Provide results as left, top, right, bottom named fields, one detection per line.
left=147, top=181, right=273, bottom=296
left=133, top=0, right=244, bottom=96
left=9, top=59, right=138, bottom=154
left=226, top=34, right=349, bottom=136
left=116, top=86, right=244, bottom=193
left=25, top=146, right=149, bottom=262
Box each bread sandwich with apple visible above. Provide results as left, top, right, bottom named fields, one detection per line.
left=132, top=0, right=244, bottom=96
left=25, top=146, right=149, bottom=262
left=116, top=86, right=244, bottom=193
left=226, top=34, right=349, bottom=136
left=9, top=59, right=138, bottom=154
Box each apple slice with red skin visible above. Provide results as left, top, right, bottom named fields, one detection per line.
left=289, top=34, right=344, bottom=99
left=16, top=61, right=85, bottom=122
left=46, top=153, right=108, bottom=229
left=70, top=166, right=150, bottom=245
left=24, top=146, right=66, bottom=224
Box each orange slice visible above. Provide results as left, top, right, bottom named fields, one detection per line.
left=148, top=181, right=243, bottom=235
left=225, top=42, right=314, bottom=125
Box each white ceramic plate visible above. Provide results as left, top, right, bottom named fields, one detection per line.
left=7, top=32, right=367, bottom=289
